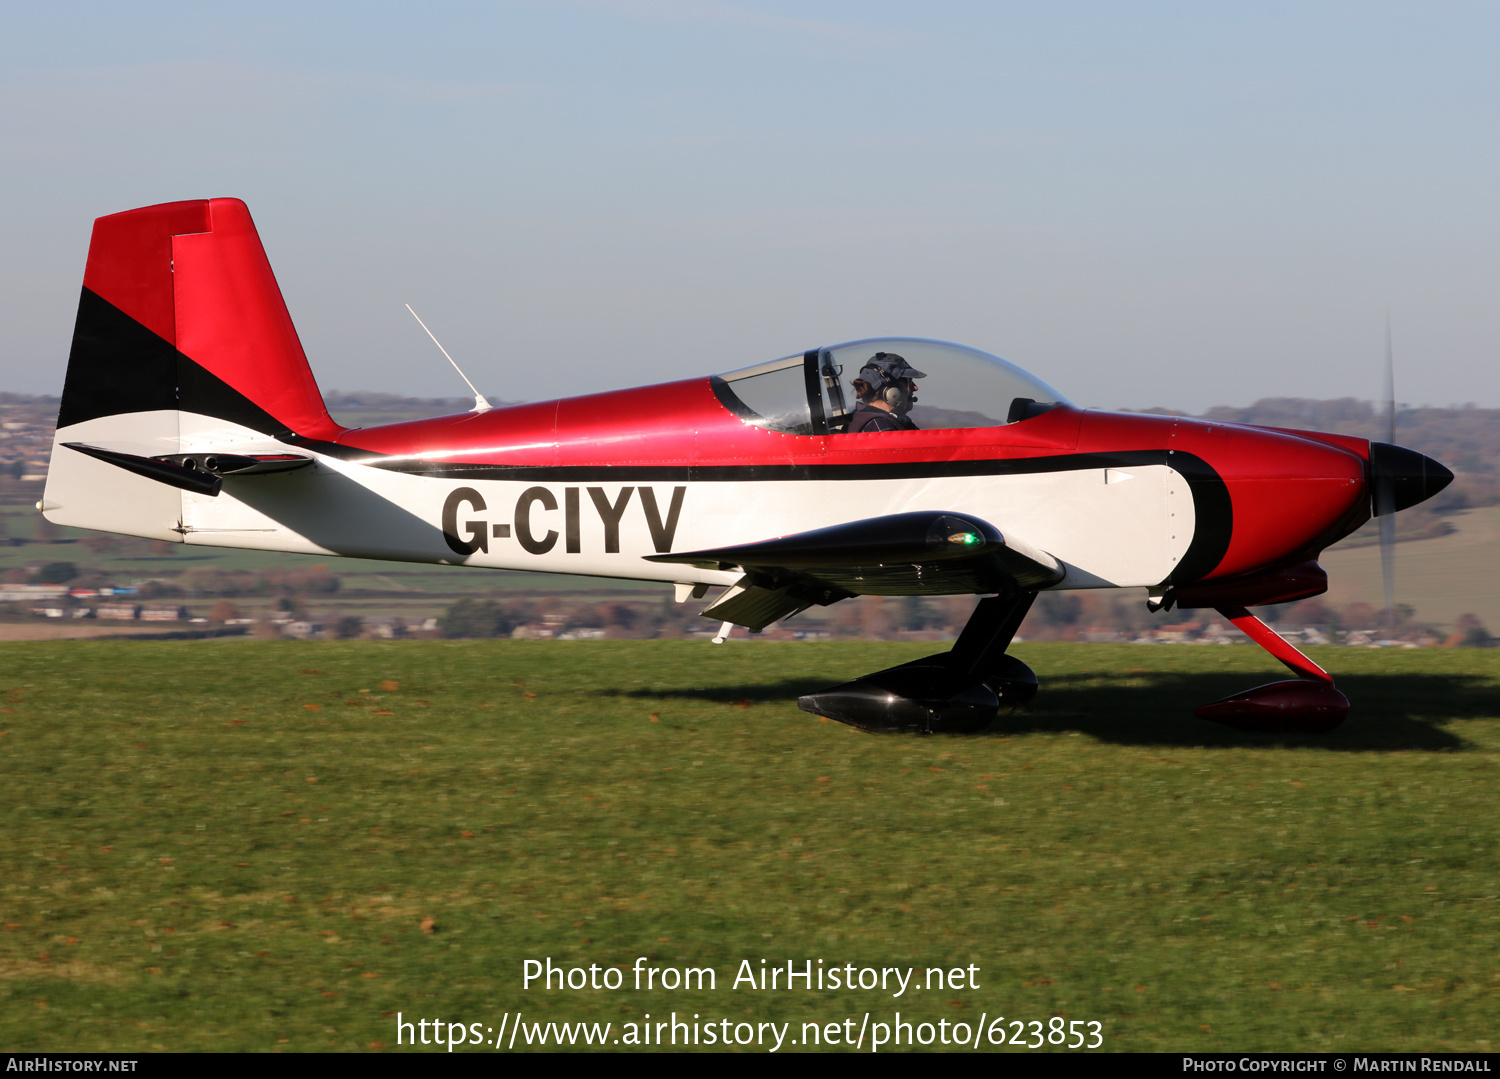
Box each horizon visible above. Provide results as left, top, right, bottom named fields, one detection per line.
left=3, top=388, right=1496, bottom=417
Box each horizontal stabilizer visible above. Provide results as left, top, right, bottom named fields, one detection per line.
left=646, top=511, right=1064, bottom=596
left=63, top=443, right=222, bottom=497
left=62, top=444, right=313, bottom=497
left=152, top=452, right=312, bottom=476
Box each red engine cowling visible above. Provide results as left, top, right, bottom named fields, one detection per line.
left=1175, top=560, right=1328, bottom=609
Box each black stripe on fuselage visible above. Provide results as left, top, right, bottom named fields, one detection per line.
left=367, top=449, right=1181, bottom=482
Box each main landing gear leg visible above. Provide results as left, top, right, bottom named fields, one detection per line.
left=797, top=591, right=1039, bottom=734
left=1195, top=605, right=1349, bottom=732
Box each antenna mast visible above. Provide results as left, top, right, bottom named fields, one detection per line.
left=405, top=304, right=491, bottom=413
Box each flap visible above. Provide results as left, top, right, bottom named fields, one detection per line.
left=700, top=580, right=813, bottom=632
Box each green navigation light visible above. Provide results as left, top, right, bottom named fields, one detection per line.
left=947, top=531, right=982, bottom=546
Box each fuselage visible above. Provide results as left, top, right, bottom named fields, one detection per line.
left=100, top=374, right=1375, bottom=601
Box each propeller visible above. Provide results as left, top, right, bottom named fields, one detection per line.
left=1378, top=318, right=1396, bottom=634
left=1368, top=317, right=1455, bottom=638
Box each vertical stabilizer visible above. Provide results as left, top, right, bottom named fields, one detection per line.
left=44, top=198, right=344, bottom=539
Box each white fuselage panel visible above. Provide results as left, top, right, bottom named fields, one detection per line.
left=47, top=413, right=1193, bottom=591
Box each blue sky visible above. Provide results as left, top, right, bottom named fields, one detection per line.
left=2, top=2, right=1497, bottom=411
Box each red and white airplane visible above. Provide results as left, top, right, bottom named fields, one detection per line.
left=42, top=198, right=1453, bottom=732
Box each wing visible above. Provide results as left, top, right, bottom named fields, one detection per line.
left=645, top=510, right=1064, bottom=631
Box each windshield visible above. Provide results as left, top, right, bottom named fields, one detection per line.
left=711, top=354, right=814, bottom=434
left=714, top=338, right=1068, bottom=434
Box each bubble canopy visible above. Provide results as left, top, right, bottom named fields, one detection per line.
left=713, top=338, right=1071, bottom=435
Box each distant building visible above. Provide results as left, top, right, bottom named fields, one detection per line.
left=1155, top=622, right=1204, bottom=643
left=1276, top=627, right=1329, bottom=646
left=140, top=606, right=186, bottom=621
left=556, top=627, right=605, bottom=640
left=0, top=584, right=68, bottom=601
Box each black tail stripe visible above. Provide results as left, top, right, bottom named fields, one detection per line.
left=57, top=288, right=292, bottom=439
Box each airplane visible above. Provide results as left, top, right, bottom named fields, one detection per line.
left=40, top=197, right=1454, bottom=734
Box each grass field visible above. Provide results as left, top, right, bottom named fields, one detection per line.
left=1, top=640, right=1497, bottom=1053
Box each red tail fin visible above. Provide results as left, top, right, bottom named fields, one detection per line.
left=60, top=198, right=342, bottom=441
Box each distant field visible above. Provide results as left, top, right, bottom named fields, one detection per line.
left=1322, top=506, right=1500, bottom=631
left=0, top=505, right=661, bottom=592
left=0, top=640, right=1495, bottom=1053
left=0, top=505, right=669, bottom=635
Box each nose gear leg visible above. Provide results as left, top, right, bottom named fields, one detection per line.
left=1194, top=605, right=1349, bottom=732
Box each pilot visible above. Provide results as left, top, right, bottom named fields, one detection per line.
left=846, top=353, right=925, bottom=433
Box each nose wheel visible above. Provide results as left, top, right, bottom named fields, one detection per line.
left=1195, top=606, right=1349, bottom=732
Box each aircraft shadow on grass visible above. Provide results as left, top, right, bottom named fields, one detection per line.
left=617, top=672, right=1493, bottom=752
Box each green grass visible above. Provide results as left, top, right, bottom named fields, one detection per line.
left=1, top=640, right=1497, bottom=1053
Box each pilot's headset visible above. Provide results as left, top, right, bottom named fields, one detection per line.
left=859, top=353, right=926, bottom=415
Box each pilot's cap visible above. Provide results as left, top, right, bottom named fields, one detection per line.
left=859, top=352, right=926, bottom=385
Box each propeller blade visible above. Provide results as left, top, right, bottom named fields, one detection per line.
left=1384, top=315, right=1396, bottom=444
left=1380, top=511, right=1396, bottom=634
left=1379, top=315, right=1396, bottom=632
